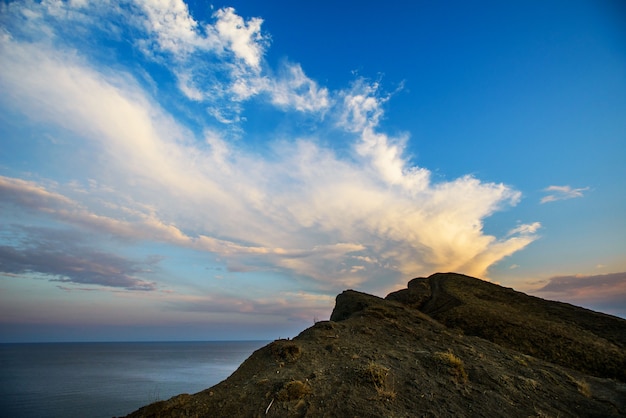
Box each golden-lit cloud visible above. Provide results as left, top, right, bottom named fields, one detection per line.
left=0, top=2, right=543, bottom=333
left=0, top=20, right=540, bottom=295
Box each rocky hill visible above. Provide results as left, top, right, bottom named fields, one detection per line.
left=126, top=273, right=626, bottom=417
left=386, top=272, right=626, bottom=382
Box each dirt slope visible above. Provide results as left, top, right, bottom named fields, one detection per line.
left=126, top=274, right=626, bottom=417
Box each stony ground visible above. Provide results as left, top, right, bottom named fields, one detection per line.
left=126, top=273, right=626, bottom=418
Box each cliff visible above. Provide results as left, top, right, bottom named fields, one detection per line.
left=126, top=273, right=626, bottom=417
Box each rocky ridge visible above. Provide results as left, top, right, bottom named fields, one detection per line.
left=126, top=272, right=626, bottom=417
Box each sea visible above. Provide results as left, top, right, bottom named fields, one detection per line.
left=0, top=341, right=268, bottom=418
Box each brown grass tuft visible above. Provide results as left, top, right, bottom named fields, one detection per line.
left=361, top=362, right=396, bottom=401
left=271, top=340, right=302, bottom=362
left=363, top=362, right=389, bottom=387
left=567, top=374, right=591, bottom=397
left=276, top=380, right=311, bottom=401
left=434, top=350, right=468, bottom=383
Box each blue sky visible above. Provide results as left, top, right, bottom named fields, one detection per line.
left=1, top=0, right=625, bottom=342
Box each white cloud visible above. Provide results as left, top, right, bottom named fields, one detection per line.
left=507, top=222, right=542, bottom=236
left=0, top=1, right=329, bottom=124
left=540, top=185, right=589, bottom=204
left=69, top=0, right=89, bottom=8
left=213, top=7, right=266, bottom=69
left=268, top=63, right=330, bottom=112
left=176, top=70, right=204, bottom=101
left=338, top=79, right=385, bottom=132
left=132, top=2, right=332, bottom=121
left=357, top=127, right=428, bottom=189
left=135, top=0, right=266, bottom=68
left=0, top=3, right=539, bottom=300
left=135, top=0, right=214, bottom=56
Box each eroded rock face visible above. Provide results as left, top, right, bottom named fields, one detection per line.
left=328, top=289, right=374, bottom=321
left=387, top=272, right=626, bottom=382
left=126, top=273, right=626, bottom=418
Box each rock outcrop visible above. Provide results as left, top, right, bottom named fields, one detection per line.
left=126, top=273, right=626, bottom=417
left=387, top=272, right=626, bottom=382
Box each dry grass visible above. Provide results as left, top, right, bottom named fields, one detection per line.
left=434, top=350, right=468, bottom=383
left=375, top=385, right=396, bottom=401
left=362, top=362, right=396, bottom=401
left=519, top=376, right=539, bottom=391
left=567, top=374, right=591, bottom=398
left=270, top=340, right=302, bottom=362
left=364, top=362, right=389, bottom=387
left=513, top=355, right=529, bottom=367
left=276, top=380, right=311, bottom=401
left=577, top=380, right=591, bottom=397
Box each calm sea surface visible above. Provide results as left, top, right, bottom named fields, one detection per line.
left=0, top=341, right=268, bottom=418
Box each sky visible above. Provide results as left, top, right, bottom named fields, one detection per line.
left=0, top=0, right=625, bottom=342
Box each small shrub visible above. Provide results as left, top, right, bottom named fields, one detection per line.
left=577, top=380, right=591, bottom=397
left=513, top=355, right=529, bottom=366
left=271, top=340, right=302, bottom=362
left=568, top=374, right=591, bottom=397
left=434, top=350, right=468, bottom=383
left=362, top=362, right=395, bottom=402
left=364, top=362, right=389, bottom=387
left=276, top=380, right=311, bottom=401
left=375, top=385, right=396, bottom=401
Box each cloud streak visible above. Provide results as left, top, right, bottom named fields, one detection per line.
left=537, top=272, right=626, bottom=294
left=0, top=226, right=158, bottom=291
left=540, top=185, right=589, bottom=204
left=533, top=272, right=626, bottom=318
left=0, top=2, right=540, bottom=299
left=165, top=290, right=335, bottom=322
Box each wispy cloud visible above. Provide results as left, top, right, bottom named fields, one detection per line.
left=0, top=2, right=540, bottom=299
left=267, top=63, right=330, bottom=112
left=537, top=272, right=626, bottom=294
left=136, top=0, right=218, bottom=57
left=540, top=185, right=589, bottom=204
left=165, top=290, right=335, bottom=321
left=132, top=1, right=328, bottom=120
left=533, top=272, right=626, bottom=317
left=507, top=222, right=541, bottom=236
left=212, top=6, right=266, bottom=69
left=0, top=225, right=158, bottom=291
